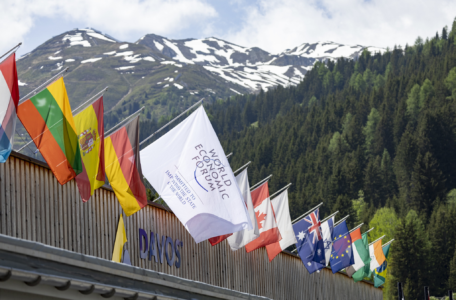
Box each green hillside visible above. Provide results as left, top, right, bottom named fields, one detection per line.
left=140, top=18, right=456, bottom=299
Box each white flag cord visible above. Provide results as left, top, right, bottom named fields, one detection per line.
left=0, top=42, right=21, bottom=61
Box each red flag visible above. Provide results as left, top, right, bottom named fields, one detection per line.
left=245, top=182, right=281, bottom=253
left=208, top=233, right=232, bottom=246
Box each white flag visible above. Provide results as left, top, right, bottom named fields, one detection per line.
left=140, top=106, right=252, bottom=243
left=227, top=168, right=259, bottom=250
left=265, top=189, right=297, bottom=261
left=321, top=217, right=334, bottom=266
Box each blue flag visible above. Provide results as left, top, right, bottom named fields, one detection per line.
left=293, top=211, right=324, bottom=274
left=329, top=220, right=354, bottom=273
left=302, top=208, right=325, bottom=265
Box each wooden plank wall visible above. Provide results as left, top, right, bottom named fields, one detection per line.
left=0, top=154, right=382, bottom=300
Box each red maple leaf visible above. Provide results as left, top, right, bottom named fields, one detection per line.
left=255, top=210, right=266, bottom=230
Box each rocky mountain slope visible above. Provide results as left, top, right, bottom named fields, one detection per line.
left=15, top=27, right=384, bottom=129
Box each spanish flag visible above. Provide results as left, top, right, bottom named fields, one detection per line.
left=104, top=116, right=147, bottom=216
left=17, top=77, right=82, bottom=185
left=74, top=96, right=105, bottom=201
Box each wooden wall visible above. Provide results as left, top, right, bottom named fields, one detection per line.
left=0, top=153, right=382, bottom=300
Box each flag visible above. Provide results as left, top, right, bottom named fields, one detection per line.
left=74, top=96, right=105, bottom=202
left=208, top=233, right=231, bottom=246
left=374, top=243, right=391, bottom=288
left=352, top=232, right=372, bottom=282
left=245, top=182, right=281, bottom=252
left=329, top=220, right=354, bottom=273
left=17, top=77, right=82, bottom=185
left=369, top=239, right=386, bottom=271
left=266, top=190, right=297, bottom=261
left=293, top=217, right=324, bottom=274
left=302, top=208, right=325, bottom=265
left=0, top=53, right=19, bottom=162
left=140, top=105, right=252, bottom=243
left=105, top=116, right=147, bottom=216
left=346, top=228, right=371, bottom=276
left=112, top=214, right=127, bottom=262
left=320, top=216, right=334, bottom=266
left=226, top=168, right=260, bottom=250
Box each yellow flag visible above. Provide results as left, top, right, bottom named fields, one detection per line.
left=74, top=96, right=105, bottom=201
left=112, top=214, right=127, bottom=262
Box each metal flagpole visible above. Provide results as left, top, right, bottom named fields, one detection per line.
left=321, top=211, right=339, bottom=223
left=382, top=239, right=394, bottom=247
left=16, top=87, right=109, bottom=152
left=334, top=214, right=350, bottom=227
left=153, top=152, right=234, bottom=203
left=0, top=43, right=22, bottom=61
left=139, top=98, right=204, bottom=147
left=349, top=223, right=364, bottom=233
left=368, top=235, right=386, bottom=246
left=73, top=87, right=108, bottom=115
left=270, top=183, right=292, bottom=200
left=364, top=227, right=375, bottom=235
left=104, top=106, right=145, bottom=137
left=449, top=290, right=454, bottom=300
left=18, top=67, right=69, bottom=104
left=233, top=161, right=251, bottom=174
left=226, top=152, right=233, bottom=159
left=250, top=174, right=273, bottom=191
left=291, top=202, right=323, bottom=224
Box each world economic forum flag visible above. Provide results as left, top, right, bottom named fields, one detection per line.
left=293, top=215, right=324, bottom=274
left=329, top=220, right=354, bottom=273
left=140, top=106, right=252, bottom=243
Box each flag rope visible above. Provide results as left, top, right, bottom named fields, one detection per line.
left=233, top=161, right=251, bottom=174
left=270, top=183, right=292, bottom=200
left=0, top=43, right=21, bottom=61
left=18, top=67, right=69, bottom=104
left=139, top=98, right=204, bottom=147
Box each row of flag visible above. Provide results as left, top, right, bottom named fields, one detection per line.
left=1, top=45, right=392, bottom=287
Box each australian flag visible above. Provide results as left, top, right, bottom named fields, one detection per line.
left=303, top=208, right=326, bottom=265
left=329, top=220, right=354, bottom=273
left=293, top=209, right=324, bottom=274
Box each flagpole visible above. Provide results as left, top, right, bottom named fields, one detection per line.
left=364, top=227, right=375, bottom=235
left=382, top=239, right=394, bottom=247
left=270, top=183, right=292, bottom=200
left=226, top=152, right=233, bottom=159
left=153, top=152, right=235, bottom=203
left=139, top=98, right=204, bottom=147
left=104, top=106, right=145, bottom=137
left=349, top=223, right=363, bottom=233
left=233, top=161, right=251, bottom=174
left=291, top=202, right=323, bottom=224
left=73, top=87, right=108, bottom=115
left=320, top=210, right=339, bottom=223
left=0, top=43, right=22, bottom=61
left=334, top=214, right=350, bottom=226
left=16, top=86, right=109, bottom=152
left=18, top=67, right=69, bottom=104
left=368, top=235, right=386, bottom=246
left=250, top=174, right=273, bottom=191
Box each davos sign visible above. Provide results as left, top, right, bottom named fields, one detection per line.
left=138, top=228, right=183, bottom=268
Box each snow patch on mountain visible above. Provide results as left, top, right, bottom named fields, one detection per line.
left=62, top=33, right=91, bottom=47
left=81, top=57, right=102, bottom=63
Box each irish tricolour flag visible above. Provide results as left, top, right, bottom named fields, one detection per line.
left=0, top=53, right=19, bottom=162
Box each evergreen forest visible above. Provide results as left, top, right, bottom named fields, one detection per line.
left=138, top=18, right=456, bottom=299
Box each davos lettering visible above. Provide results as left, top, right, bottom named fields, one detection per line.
left=138, top=228, right=183, bottom=268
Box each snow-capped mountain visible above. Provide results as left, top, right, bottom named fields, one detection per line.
left=137, top=34, right=384, bottom=91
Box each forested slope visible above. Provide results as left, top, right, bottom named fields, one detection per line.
left=140, top=19, right=456, bottom=299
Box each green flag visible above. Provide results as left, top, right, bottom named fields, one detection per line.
left=352, top=233, right=372, bottom=282
left=374, top=243, right=391, bottom=288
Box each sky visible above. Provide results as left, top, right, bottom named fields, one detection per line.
left=1, top=0, right=456, bottom=58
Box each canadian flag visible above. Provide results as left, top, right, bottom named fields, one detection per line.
left=245, top=182, right=281, bottom=253
left=0, top=52, right=19, bottom=162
